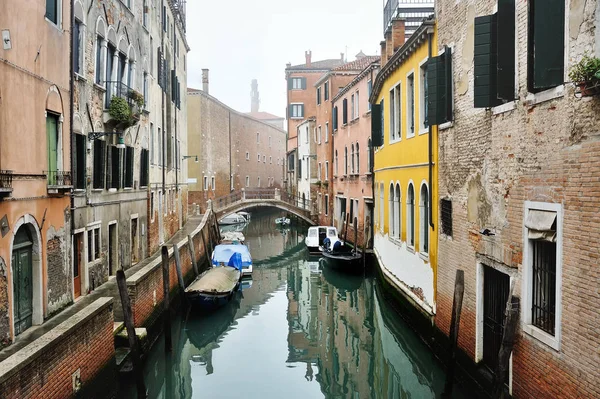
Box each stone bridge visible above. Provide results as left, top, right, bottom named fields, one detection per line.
left=211, top=188, right=317, bottom=225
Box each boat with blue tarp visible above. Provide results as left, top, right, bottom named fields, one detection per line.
left=212, top=244, right=253, bottom=276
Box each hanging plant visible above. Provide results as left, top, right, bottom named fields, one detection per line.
left=569, top=53, right=600, bottom=97
left=109, top=96, right=132, bottom=124
left=128, top=90, right=145, bottom=109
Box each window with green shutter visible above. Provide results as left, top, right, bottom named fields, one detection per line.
left=427, top=48, right=453, bottom=125
left=474, top=14, right=501, bottom=108
left=46, top=0, right=58, bottom=24
left=371, top=102, right=383, bottom=147
left=125, top=146, right=134, bottom=188
left=93, top=140, right=106, bottom=189
left=333, top=106, right=338, bottom=130
left=342, top=99, right=348, bottom=125
left=497, top=0, right=515, bottom=101
left=528, top=0, right=565, bottom=92
left=75, top=134, right=86, bottom=189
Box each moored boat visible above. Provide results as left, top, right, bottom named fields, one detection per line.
left=275, top=217, right=290, bottom=225
left=237, top=211, right=251, bottom=221
left=212, top=244, right=253, bottom=276
left=321, top=244, right=363, bottom=274
left=219, top=213, right=247, bottom=225
left=305, top=226, right=339, bottom=254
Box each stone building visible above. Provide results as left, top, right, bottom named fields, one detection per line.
left=285, top=51, right=344, bottom=196
left=331, top=60, right=379, bottom=248
left=314, top=54, right=380, bottom=227
left=187, top=86, right=286, bottom=212
left=147, top=0, right=189, bottom=255
left=71, top=0, right=152, bottom=295
left=434, top=0, right=600, bottom=397
left=0, top=0, right=72, bottom=345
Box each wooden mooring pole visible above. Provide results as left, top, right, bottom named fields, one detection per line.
left=115, top=270, right=147, bottom=398
left=172, top=243, right=185, bottom=294
left=443, top=269, right=465, bottom=397
left=201, top=228, right=211, bottom=267
left=492, top=296, right=520, bottom=399
left=161, top=246, right=172, bottom=352
left=187, top=234, right=199, bottom=276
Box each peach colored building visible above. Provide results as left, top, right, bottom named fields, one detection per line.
left=331, top=61, right=380, bottom=248
left=0, top=0, right=72, bottom=346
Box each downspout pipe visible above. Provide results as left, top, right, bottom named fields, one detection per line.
left=370, top=67, right=375, bottom=249
left=428, top=31, right=434, bottom=231
left=69, top=0, right=75, bottom=235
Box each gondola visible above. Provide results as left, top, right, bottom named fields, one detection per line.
left=320, top=244, right=363, bottom=273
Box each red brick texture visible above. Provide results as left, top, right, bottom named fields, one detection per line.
left=0, top=302, right=114, bottom=399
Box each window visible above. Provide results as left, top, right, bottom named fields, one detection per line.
left=325, top=161, right=329, bottom=181
left=523, top=202, right=562, bottom=349
left=157, top=127, right=162, bottom=166
left=257, top=177, right=261, bottom=187
left=318, top=163, right=322, bottom=181
left=143, top=0, right=148, bottom=26
left=420, top=62, right=429, bottom=132
left=356, top=143, right=359, bottom=174
left=290, top=77, right=306, bottom=90
left=367, top=80, right=373, bottom=110
left=394, top=184, right=401, bottom=239
left=269, top=136, right=272, bottom=147
left=325, top=194, right=329, bottom=215
left=420, top=184, right=429, bottom=254
left=351, top=94, right=355, bottom=120
left=528, top=0, right=564, bottom=92
left=93, top=140, right=106, bottom=189
left=389, top=184, right=395, bottom=238
left=371, top=99, right=384, bottom=147
left=379, top=184, right=384, bottom=232
left=211, top=176, right=215, bottom=190
left=335, top=150, right=338, bottom=176
left=150, top=123, right=155, bottom=165
left=46, top=0, right=59, bottom=24
left=317, top=87, right=322, bottom=105
left=325, top=123, right=329, bottom=142
left=140, top=149, right=149, bottom=187
left=407, top=183, right=415, bottom=247
left=427, top=47, right=454, bottom=125
left=351, top=144, right=355, bottom=174
left=318, top=126, right=322, bottom=144
left=354, top=91, right=359, bottom=119
left=318, top=193, right=322, bottom=214
left=124, top=146, right=134, bottom=188
left=344, top=147, right=348, bottom=175
left=441, top=199, right=453, bottom=237
left=245, top=176, right=250, bottom=187
left=246, top=151, right=250, bottom=160
left=263, top=155, right=266, bottom=163
left=74, top=19, right=83, bottom=75
left=230, top=175, right=234, bottom=191
left=342, top=99, right=348, bottom=125
left=407, top=73, right=415, bottom=137
left=349, top=199, right=355, bottom=223
left=290, top=104, right=304, bottom=118
left=74, top=134, right=86, bottom=190
left=203, top=176, right=208, bottom=191
left=257, top=153, right=260, bottom=162
left=87, top=225, right=101, bottom=262
left=270, top=156, right=272, bottom=164
left=143, top=73, right=149, bottom=106
left=109, top=146, right=121, bottom=189
left=95, top=36, right=104, bottom=84
left=389, top=88, right=396, bottom=141
left=324, top=82, right=329, bottom=101
left=257, top=132, right=260, bottom=143
left=333, top=106, right=338, bottom=130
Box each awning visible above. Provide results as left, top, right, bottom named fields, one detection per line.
left=525, top=209, right=557, bottom=242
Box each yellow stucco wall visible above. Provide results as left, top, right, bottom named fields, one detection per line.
left=373, top=26, right=439, bottom=307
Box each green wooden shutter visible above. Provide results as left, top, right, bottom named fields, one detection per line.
left=171, top=70, right=176, bottom=102
left=497, top=0, right=515, bottom=101
left=46, top=0, right=57, bottom=23
left=287, top=78, right=293, bottom=90
left=333, top=106, right=338, bottom=130
left=343, top=99, right=348, bottom=124
left=100, top=140, right=106, bottom=189
left=427, top=56, right=443, bottom=125
left=380, top=99, right=384, bottom=144
left=474, top=14, right=500, bottom=108
left=371, top=103, right=383, bottom=147
left=301, top=77, right=307, bottom=89
left=46, top=114, right=58, bottom=183
left=300, top=104, right=304, bottom=117
left=530, top=0, right=565, bottom=90
left=93, top=140, right=103, bottom=189
left=444, top=47, right=453, bottom=122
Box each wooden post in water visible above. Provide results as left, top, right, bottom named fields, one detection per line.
left=343, top=213, right=350, bottom=243
left=187, top=234, right=199, bottom=276
left=492, top=296, right=520, bottom=399
left=443, top=269, right=465, bottom=396
left=173, top=243, right=185, bottom=293
left=116, top=270, right=147, bottom=398
left=201, top=228, right=211, bottom=268
left=161, top=246, right=172, bottom=352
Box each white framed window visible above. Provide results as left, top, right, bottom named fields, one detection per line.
left=318, top=126, right=322, bottom=144
left=73, top=15, right=85, bottom=76
left=325, top=194, right=329, bottom=215
left=269, top=136, right=272, bottom=147
left=407, top=72, right=415, bottom=138
left=246, top=151, right=250, bottom=160
left=211, top=176, right=215, bottom=190
left=291, top=77, right=304, bottom=89
left=394, top=184, right=401, bottom=240
left=351, top=144, right=355, bottom=174
left=522, top=201, right=562, bottom=351
left=325, top=123, right=329, bottom=143
left=390, top=84, right=401, bottom=142
left=203, top=176, right=208, bottom=191
left=325, top=161, right=329, bottom=181
left=245, top=176, right=250, bottom=187
left=388, top=183, right=395, bottom=238
left=270, top=156, right=272, bottom=164
left=257, top=132, right=260, bottom=143
left=351, top=94, right=355, bottom=120
left=257, top=177, right=261, bottom=187
left=355, top=143, right=359, bottom=174
left=318, top=193, right=322, bottom=214
left=263, top=155, right=266, bottom=163
left=367, top=80, right=373, bottom=111
left=379, top=183, right=384, bottom=232
left=419, top=182, right=429, bottom=254
left=290, top=103, right=304, bottom=118
left=45, top=0, right=62, bottom=26
left=419, top=59, right=429, bottom=134
left=87, top=224, right=101, bottom=263
left=230, top=175, right=234, bottom=191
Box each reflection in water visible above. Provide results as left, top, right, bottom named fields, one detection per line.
left=117, top=209, right=474, bottom=398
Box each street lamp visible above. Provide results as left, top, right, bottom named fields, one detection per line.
left=182, top=155, right=198, bottom=163
left=87, top=131, right=126, bottom=150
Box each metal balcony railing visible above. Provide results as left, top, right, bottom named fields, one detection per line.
left=0, top=170, right=13, bottom=193
left=105, top=81, right=141, bottom=109
left=46, top=170, right=72, bottom=188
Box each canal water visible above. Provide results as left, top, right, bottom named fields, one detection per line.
left=117, top=208, right=476, bottom=398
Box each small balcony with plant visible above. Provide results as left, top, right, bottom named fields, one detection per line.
left=569, top=53, right=600, bottom=98
left=104, top=81, right=145, bottom=129
left=45, top=170, right=72, bottom=194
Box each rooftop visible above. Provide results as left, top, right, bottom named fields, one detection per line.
left=286, top=58, right=345, bottom=71
left=246, top=111, right=284, bottom=121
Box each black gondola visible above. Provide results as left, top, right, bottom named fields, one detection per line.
left=320, top=244, right=363, bottom=273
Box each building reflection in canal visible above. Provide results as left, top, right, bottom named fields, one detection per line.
left=116, top=209, right=473, bottom=398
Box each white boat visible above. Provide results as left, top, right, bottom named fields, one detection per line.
left=305, top=226, right=339, bottom=254
left=221, top=231, right=245, bottom=244
left=237, top=211, right=251, bottom=221
left=219, top=213, right=247, bottom=225
left=275, top=217, right=290, bottom=225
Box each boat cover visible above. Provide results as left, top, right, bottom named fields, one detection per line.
left=212, top=244, right=252, bottom=268
left=186, top=267, right=240, bottom=293
left=227, top=252, right=243, bottom=271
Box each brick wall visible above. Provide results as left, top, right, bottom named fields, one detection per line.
left=0, top=258, right=8, bottom=349
left=435, top=0, right=600, bottom=397
left=0, top=298, right=114, bottom=399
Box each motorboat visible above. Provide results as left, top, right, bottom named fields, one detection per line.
left=212, top=243, right=253, bottom=276
left=321, top=242, right=363, bottom=273
left=275, top=217, right=290, bottom=225
left=185, top=252, right=243, bottom=311
left=221, top=231, right=245, bottom=244
left=219, top=213, right=247, bottom=225
left=305, top=226, right=339, bottom=254
left=237, top=211, right=251, bottom=221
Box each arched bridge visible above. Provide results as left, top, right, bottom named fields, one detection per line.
left=212, top=188, right=317, bottom=225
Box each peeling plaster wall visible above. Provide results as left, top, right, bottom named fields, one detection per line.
left=46, top=223, right=71, bottom=316
left=0, top=257, right=9, bottom=349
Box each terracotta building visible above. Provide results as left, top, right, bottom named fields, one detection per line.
left=331, top=60, right=379, bottom=248
left=285, top=51, right=344, bottom=196
left=187, top=86, right=286, bottom=212
left=0, top=0, right=72, bottom=345
left=314, top=54, right=380, bottom=227
left=434, top=0, right=600, bottom=397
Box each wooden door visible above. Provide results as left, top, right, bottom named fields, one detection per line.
left=73, top=233, right=83, bottom=298
left=13, top=227, right=33, bottom=336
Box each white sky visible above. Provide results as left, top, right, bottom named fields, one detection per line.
left=185, top=0, right=383, bottom=121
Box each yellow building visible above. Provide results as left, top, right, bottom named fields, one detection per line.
left=369, top=18, right=449, bottom=315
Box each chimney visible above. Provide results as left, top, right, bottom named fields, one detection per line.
left=380, top=41, right=387, bottom=67
left=305, top=50, right=312, bottom=67
left=385, top=29, right=393, bottom=64
left=202, top=69, right=209, bottom=94
left=391, top=18, right=406, bottom=53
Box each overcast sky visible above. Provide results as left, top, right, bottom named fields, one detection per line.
left=185, top=0, right=383, bottom=123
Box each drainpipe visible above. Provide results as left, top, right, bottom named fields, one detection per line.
left=161, top=23, right=166, bottom=212
left=228, top=111, right=232, bottom=192
left=370, top=67, right=375, bottom=249
left=428, top=31, right=434, bottom=231
left=69, top=0, right=75, bottom=235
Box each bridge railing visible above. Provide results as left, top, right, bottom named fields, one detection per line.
left=215, top=191, right=242, bottom=210
left=245, top=188, right=276, bottom=200
left=280, top=191, right=314, bottom=214
left=212, top=188, right=315, bottom=216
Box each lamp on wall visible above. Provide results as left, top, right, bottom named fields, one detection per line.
left=182, top=155, right=198, bottom=163
left=87, top=131, right=126, bottom=150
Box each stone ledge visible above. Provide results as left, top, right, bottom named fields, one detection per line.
left=0, top=297, right=113, bottom=385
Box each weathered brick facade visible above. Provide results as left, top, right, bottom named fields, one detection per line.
left=435, top=0, right=600, bottom=397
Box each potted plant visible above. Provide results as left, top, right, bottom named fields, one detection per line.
left=569, top=53, right=600, bottom=96
left=109, top=96, right=137, bottom=129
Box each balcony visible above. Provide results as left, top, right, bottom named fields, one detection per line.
left=104, top=81, right=144, bottom=129
left=46, top=170, right=72, bottom=194
left=0, top=170, right=13, bottom=198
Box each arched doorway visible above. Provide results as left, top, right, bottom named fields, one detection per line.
left=12, top=226, right=34, bottom=336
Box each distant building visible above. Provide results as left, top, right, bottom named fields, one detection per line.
left=296, top=118, right=317, bottom=212
left=246, top=80, right=285, bottom=130
left=383, top=0, right=434, bottom=40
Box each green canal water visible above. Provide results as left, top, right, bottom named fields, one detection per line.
left=116, top=208, right=477, bottom=398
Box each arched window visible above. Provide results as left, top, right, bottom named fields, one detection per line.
left=420, top=183, right=429, bottom=254
left=394, top=183, right=401, bottom=239
left=335, top=150, right=338, bottom=176
left=407, top=183, right=415, bottom=247
left=351, top=144, right=355, bottom=174
left=367, top=138, right=372, bottom=172
left=379, top=183, right=384, bottom=232
left=356, top=142, right=360, bottom=174
left=344, top=146, right=348, bottom=175
left=389, top=183, right=395, bottom=237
